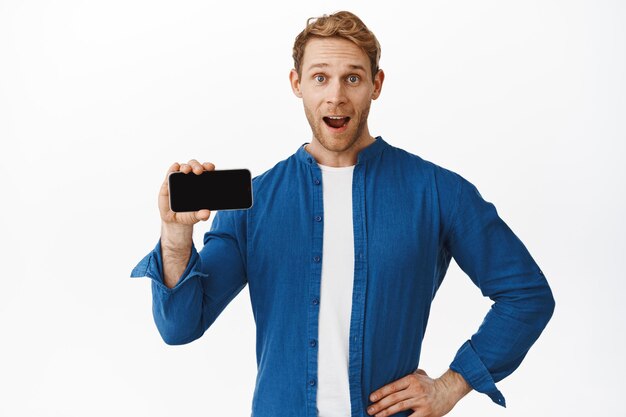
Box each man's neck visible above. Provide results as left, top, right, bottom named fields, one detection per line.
left=305, top=134, right=376, bottom=167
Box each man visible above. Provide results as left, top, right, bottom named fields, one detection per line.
left=131, top=10, right=555, bottom=417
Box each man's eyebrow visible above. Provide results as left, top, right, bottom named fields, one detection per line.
left=347, top=64, right=367, bottom=72
left=306, top=63, right=367, bottom=72
left=307, top=63, right=328, bottom=71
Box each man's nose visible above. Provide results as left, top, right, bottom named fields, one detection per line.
left=325, top=79, right=347, bottom=107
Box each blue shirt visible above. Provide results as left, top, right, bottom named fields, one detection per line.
left=131, top=136, right=555, bottom=417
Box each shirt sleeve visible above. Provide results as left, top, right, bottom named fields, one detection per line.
left=130, top=209, right=248, bottom=345
left=444, top=174, right=556, bottom=407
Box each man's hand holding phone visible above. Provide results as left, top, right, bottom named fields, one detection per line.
left=158, top=159, right=214, bottom=288
left=159, top=159, right=214, bottom=227
left=157, top=159, right=252, bottom=288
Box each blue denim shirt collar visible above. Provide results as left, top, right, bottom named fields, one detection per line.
left=296, top=135, right=387, bottom=166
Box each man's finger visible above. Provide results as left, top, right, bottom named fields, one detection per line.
left=372, top=397, right=418, bottom=417
left=367, top=389, right=415, bottom=416
left=186, top=159, right=203, bottom=174
left=195, top=209, right=210, bottom=221
left=164, top=162, right=180, bottom=181
left=160, top=163, right=181, bottom=196
left=370, top=376, right=411, bottom=402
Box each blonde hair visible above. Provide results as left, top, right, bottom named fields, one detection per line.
left=292, top=11, right=381, bottom=82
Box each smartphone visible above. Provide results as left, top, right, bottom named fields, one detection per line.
left=168, top=168, right=253, bottom=212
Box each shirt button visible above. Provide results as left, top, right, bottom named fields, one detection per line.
left=307, top=157, right=312, bottom=163
left=309, top=379, right=316, bottom=386
left=312, top=298, right=319, bottom=305
left=309, top=339, right=317, bottom=347
left=314, top=178, right=320, bottom=185
left=313, top=256, right=320, bottom=262
left=314, top=215, right=322, bottom=222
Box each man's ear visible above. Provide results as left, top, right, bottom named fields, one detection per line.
left=289, top=69, right=303, bottom=98
left=371, top=69, right=385, bottom=100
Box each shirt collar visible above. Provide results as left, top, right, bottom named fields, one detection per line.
left=296, top=136, right=388, bottom=166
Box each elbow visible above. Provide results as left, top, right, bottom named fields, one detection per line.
left=161, top=335, right=191, bottom=346
left=537, top=268, right=556, bottom=322
left=158, top=326, right=200, bottom=346
left=497, top=278, right=556, bottom=330
left=154, top=316, right=204, bottom=346
left=542, top=286, right=556, bottom=326
left=151, top=298, right=207, bottom=346
left=527, top=280, right=556, bottom=331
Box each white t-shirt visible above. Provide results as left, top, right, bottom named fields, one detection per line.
left=316, top=163, right=355, bottom=417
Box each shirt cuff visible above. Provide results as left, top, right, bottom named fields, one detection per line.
left=449, top=340, right=507, bottom=407
left=130, top=238, right=206, bottom=293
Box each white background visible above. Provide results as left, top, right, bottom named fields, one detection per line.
left=1, top=1, right=624, bottom=416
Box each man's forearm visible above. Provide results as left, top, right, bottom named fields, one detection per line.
left=161, top=222, right=193, bottom=288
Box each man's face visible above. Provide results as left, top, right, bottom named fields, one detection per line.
left=290, top=36, right=383, bottom=154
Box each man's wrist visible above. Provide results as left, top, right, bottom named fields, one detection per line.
left=161, top=221, right=193, bottom=253
left=436, top=368, right=472, bottom=405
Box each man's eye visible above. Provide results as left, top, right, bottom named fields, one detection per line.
left=348, top=75, right=360, bottom=83
left=315, top=75, right=325, bottom=83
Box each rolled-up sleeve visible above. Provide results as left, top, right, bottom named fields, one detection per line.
left=445, top=174, right=556, bottom=407
left=130, top=209, right=248, bottom=345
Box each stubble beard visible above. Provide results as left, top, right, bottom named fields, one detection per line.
left=304, top=103, right=371, bottom=154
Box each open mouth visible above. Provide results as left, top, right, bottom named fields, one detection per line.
left=323, top=116, right=351, bottom=129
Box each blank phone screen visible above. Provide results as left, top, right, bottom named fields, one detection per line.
left=168, top=169, right=253, bottom=212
